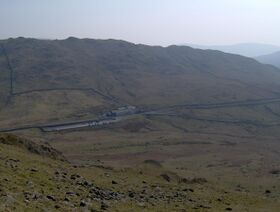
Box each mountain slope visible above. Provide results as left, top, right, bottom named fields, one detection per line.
left=2, top=38, right=280, bottom=104
left=1, top=38, right=280, bottom=127
left=182, top=43, right=280, bottom=57
left=1, top=38, right=280, bottom=211
left=1, top=133, right=279, bottom=211
left=256, top=51, right=280, bottom=68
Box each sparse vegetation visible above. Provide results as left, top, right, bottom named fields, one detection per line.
left=1, top=38, right=280, bottom=211
left=1, top=133, right=280, bottom=211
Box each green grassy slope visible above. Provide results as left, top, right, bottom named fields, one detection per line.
left=2, top=38, right=280, bottom=103
left=1, top=37, right=280, bottom=127
left=1, top=133, right=279, bottom=212
left=1, top=38, right=280, bottom=211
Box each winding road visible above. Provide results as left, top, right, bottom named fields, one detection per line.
left=1, top=97, right=280, bottom=133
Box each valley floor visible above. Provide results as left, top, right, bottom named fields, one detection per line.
left=1, top=95, right=280, bottom=211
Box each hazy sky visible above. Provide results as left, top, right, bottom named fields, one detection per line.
left=1, top=0, right=280, bottom=46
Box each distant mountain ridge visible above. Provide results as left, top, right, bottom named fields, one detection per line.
left=256, top=51, right=280, bottom=68
left=182, top=43, right=280, bottom=58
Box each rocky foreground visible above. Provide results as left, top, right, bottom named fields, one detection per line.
left=0, top=134, right=278, bottom=211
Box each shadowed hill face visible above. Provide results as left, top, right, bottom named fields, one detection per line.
left=1, top=37, right=280, bottom=108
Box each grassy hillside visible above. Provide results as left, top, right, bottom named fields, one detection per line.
left=1, top=37, right=280, bottom=127
left=2, top=38, right=280, bottom=102
left=1, top=38, right=280, bottom=211
left=1, top=133, right=279, bottom=211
